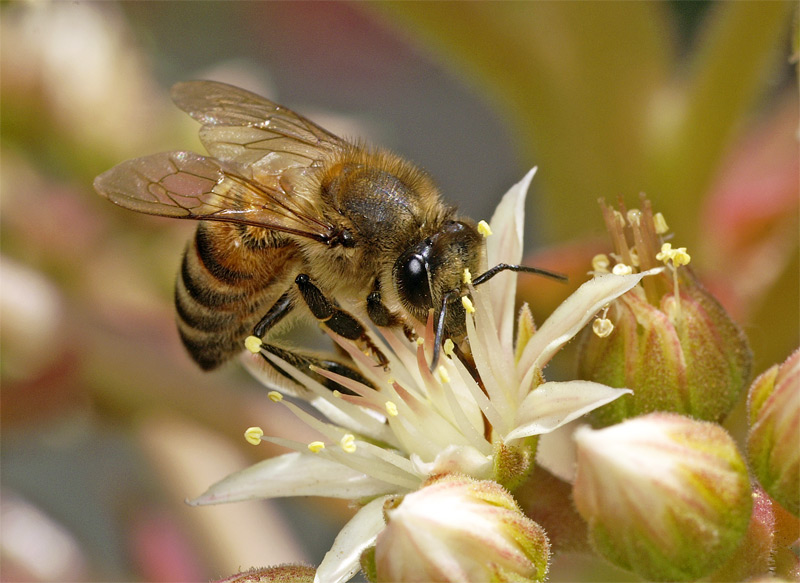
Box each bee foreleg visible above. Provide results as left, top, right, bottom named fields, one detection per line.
left=295, top=274, right=389, bottom=368
left=253, top=289, right=295, bottom=338
left=367, top=285, right=416, bottom=342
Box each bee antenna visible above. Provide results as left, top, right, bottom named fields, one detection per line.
left=472, top=263, right=567, bottom=287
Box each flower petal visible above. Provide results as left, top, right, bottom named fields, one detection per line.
left=505, top=380, right=632, bottom=441
left=315, top=495, right=390, bottom=583
left=487, top=167, right=534, bottom=268
left=486, top=167, right=536, bottom=350
left=188, top=452, right=395, bottom=505
left=518, top=271, right=657, bottom=389
left=410, top=444, right=493, bottom=479
left=535, top=423, right=580, bottom=483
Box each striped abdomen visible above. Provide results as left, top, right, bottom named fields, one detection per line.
left=175, top=221, right=299, bottom=369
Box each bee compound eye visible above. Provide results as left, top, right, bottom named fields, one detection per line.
left=396, top=251, right=432, bottom=309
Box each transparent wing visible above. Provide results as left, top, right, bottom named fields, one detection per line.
left=93, top=151, right=337, bottom=243
left=170, top=80, right=346, bottom=170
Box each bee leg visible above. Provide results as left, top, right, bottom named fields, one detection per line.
left=249, top=286, right=376, bottom=394
left=253, top=289, right=294, bottom=338
left=367, top=284, right=416, bottom=342
left=258, top=343, right=373, bottom=394
left=295, top=274, right=389, bottom=368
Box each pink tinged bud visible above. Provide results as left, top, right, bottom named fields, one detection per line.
left=374, top=475, right=550, bottom=583
left=578, top=273, right=753, bottom=425
left=573, top=413, right=752, bottom=581
left=580, top=199, right=752, bottom=426
left=747, top=349, right=800, bottom=517
left=212, top=565, right=315, bottom=583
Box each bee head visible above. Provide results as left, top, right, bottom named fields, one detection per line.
left=393, top=220, right=483, bottom=333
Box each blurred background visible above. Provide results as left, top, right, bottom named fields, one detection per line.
left=1, top=2, right=796, bottom=581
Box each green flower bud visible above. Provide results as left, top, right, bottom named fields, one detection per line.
left=577, top=199, right=752, bottom=425
left=374, top=475, right=550, bottom=582
left=747, top=349, right=800, bottom=517
left=573, top=413, right=752, bottom=581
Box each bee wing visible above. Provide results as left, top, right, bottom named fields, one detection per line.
left=170, top=80, right=345, bottom=170
left=94, top=151, right=336, bottom=242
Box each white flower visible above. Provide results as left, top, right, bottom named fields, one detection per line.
left=189, top=169, right=651, bottom=583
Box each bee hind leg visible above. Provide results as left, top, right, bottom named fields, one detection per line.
left=295, top=273, right=388, bottom=368
left=249, top=285, right=374, bottom=395
left=257, top=343, right=373, bottom=395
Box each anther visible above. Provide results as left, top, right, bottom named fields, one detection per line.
left=244, top=427, right=264, bottom=445
left=245, top=335, right=263, bottom=353
left=461, top=296, right=475, bottom=314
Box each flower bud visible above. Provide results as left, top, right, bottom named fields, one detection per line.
left=374, top=475, right=549, bottom=582
left=747, top=349, right=800, bottom=517
left=577, top=199, right=752, bottom=425
left=706, top=485, right=778, bottom=581
left=573, top=413, right=752, bottom=581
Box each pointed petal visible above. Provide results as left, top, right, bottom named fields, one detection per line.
left=518, top=271, right=658, bottom=385
left=486, top=168, right=536, bottom=350
left=505, top=381, right=631, bottom=441
left=315, top=496, right=390, bottom=583
left=188, top=452, right=394, bottom=505
left=487, top=167, right=534, bottom=267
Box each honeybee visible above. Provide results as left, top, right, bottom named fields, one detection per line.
left=95, top=81, right=562, bottom=390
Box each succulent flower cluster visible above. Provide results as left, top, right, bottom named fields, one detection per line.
left=193, top=173, right=798, bottom=583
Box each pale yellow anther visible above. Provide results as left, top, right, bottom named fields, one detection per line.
left=656, top=243, right=691, bottom=267
left=612, top=263, right=633, bottom=276
left=655, top=243, right=673, bottom=263
left=436, top=365, right=450, bottom=384
left=268, top=391, right=283, bottom=402
left=308, top=441, right=325, bottom=453
left=477, top=220, right=492, bottom=237
left=672, top=247, right=691, bottom=266
left=653, top=212, right=669, bottom=235
left=462, top=268, right=472, bottom=285
left=612, top=209, right=626, bottom=228
left=340, top=433, right=357, bottom=453
left=244, top=335, right=263, bottom=353
left=461, top=296, right=475, bottom=314
left=626, top=209, right=641, bottom=227
left=416, top=337, right=425, bottom=346
left=591, top=254, right=610, bottom=273
left=385, top=401, right=399, bottom=417
left=592, top=318, right=615, bottom=338
left=244, top=426, right=264, bottom=445
left=628, top=248, right=640, bottom=267
left=332, top=390, right=343, bottom=398
left=443, top=338, right=455, bottom=357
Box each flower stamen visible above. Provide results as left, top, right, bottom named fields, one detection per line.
left=612, top=263, right=633, bottom=276
left=244, top=426, right=264, bottom=445
left=340, top=433, right=357, bottom=453
left=462, top=296, right=475, bottom=314
left=244, top=335, right=263, bottom=353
